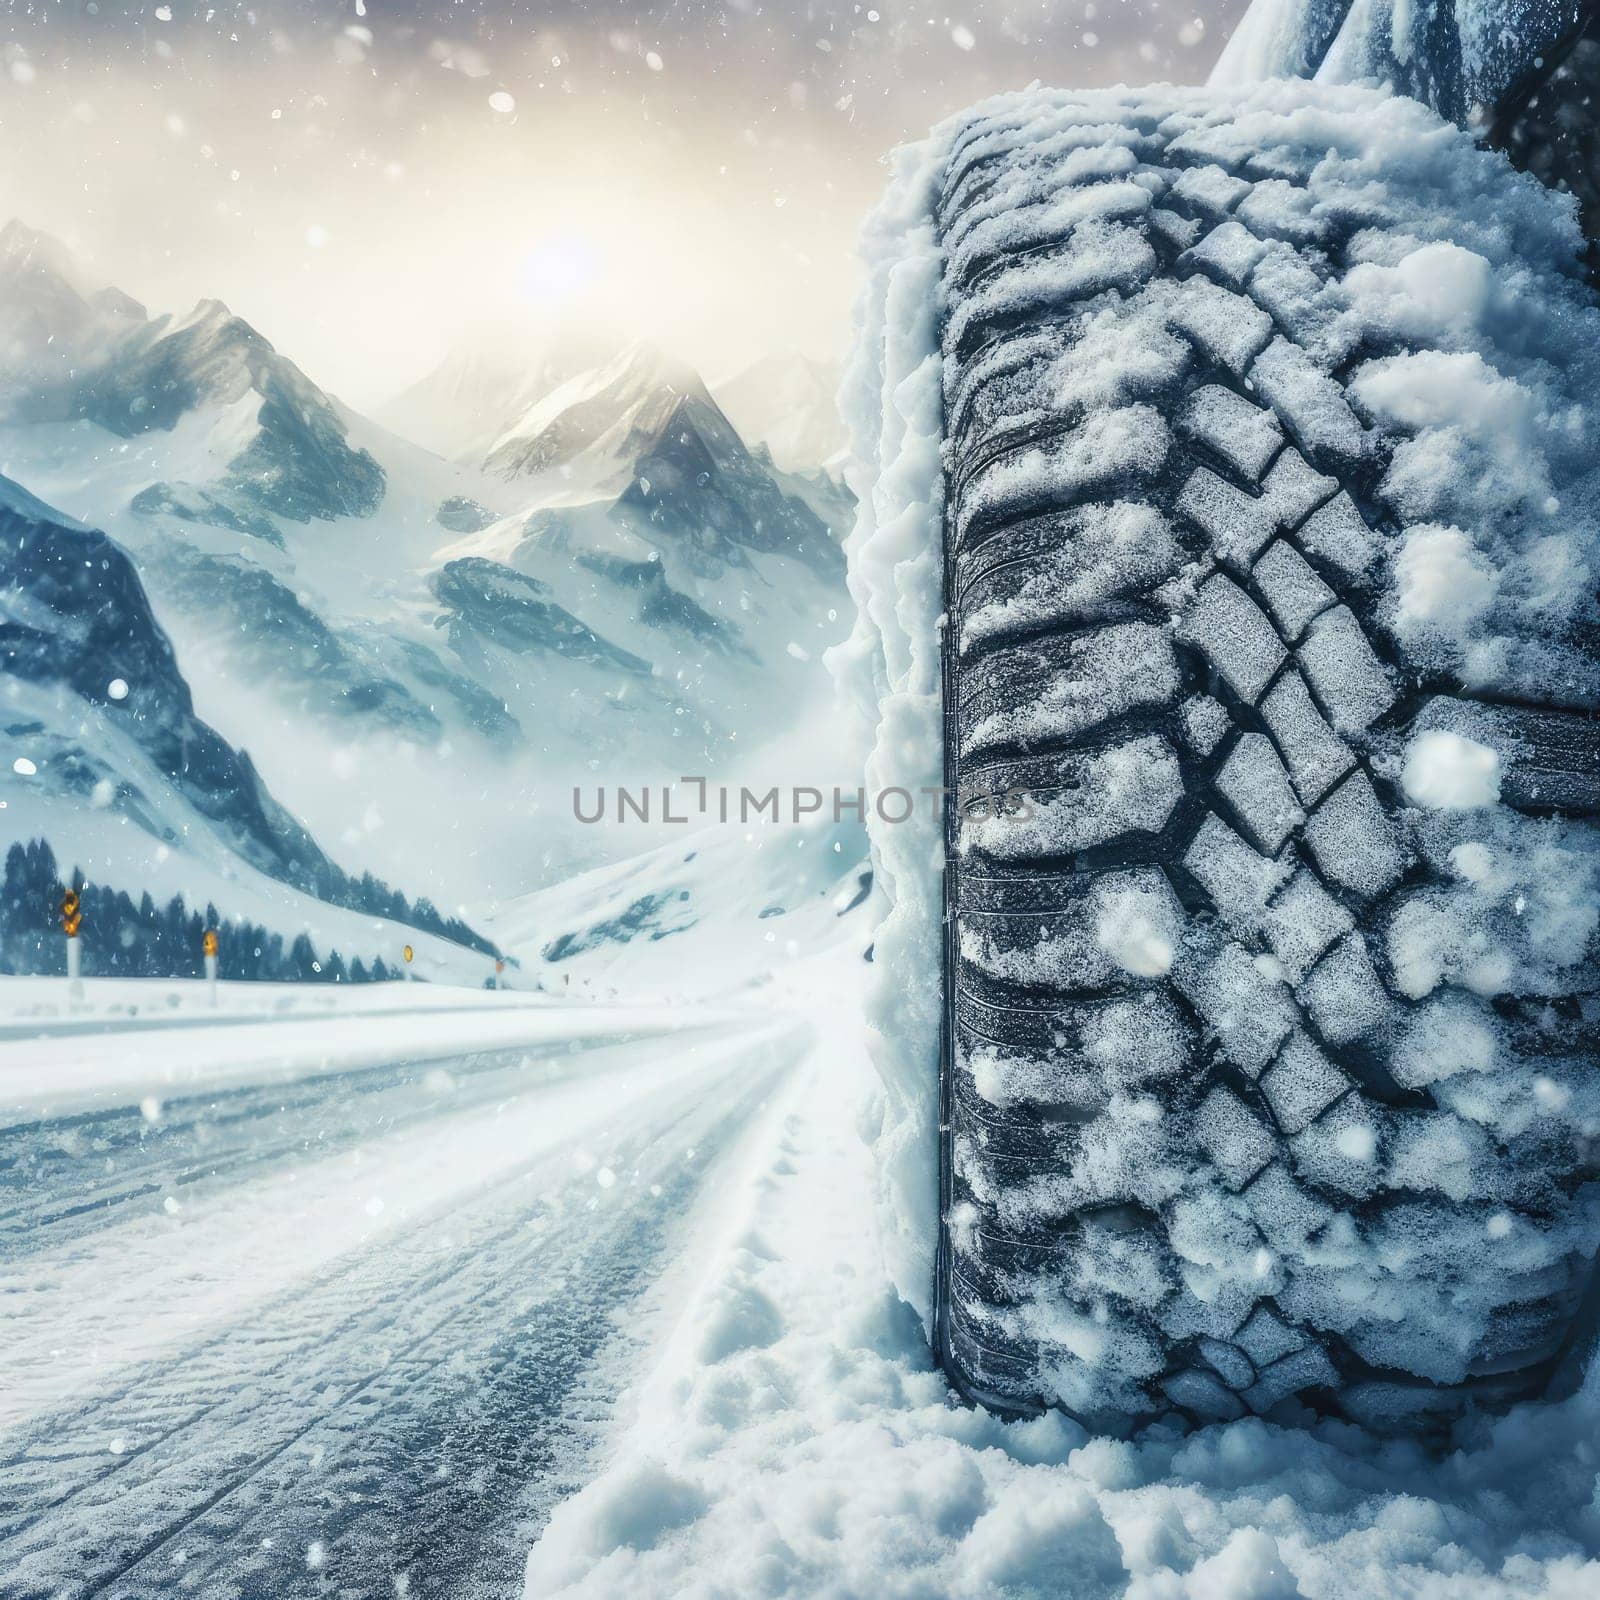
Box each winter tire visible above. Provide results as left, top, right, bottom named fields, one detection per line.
left=933, top=85, right=1600, bottom=1436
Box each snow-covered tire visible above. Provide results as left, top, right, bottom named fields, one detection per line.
left=934, top=86, right=1600, bottom=1436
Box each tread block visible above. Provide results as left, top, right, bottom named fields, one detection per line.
left=1183, top=811, right=1293, bottom=929
left=1259, top=447, right=1338, bottom=531
left=1303, top=771, right=1406, bottom=900
left=955, top=403, right=1172, bottom=544
left=1177, top=384, right=1285, bottom=483
left=1167, top=275, right=1274, bottom=374
left=1149, top=207, right=1204, bottom=252
left=1178, top=943, right=1296, bottom=1077
left=1291, top=1094, right=1384, bottom=1198
left=1248, top=246, right=1340, bottom=355
left=1177, top=574, right=1286, bottom=704
left=945, top=175, right=1157, bottom=281
left=1260, top=1032, right=1351, bottom=1135
left=1160, top=1367, right=1248, bottom=1421
left=1250, top=338, right=1367, bottom=464
left=1198, top=1336, right=1256, bottom=1389
left=1297, top=605, right=1397, bottom=735
left=1195, top=1086, right=1279, bottom=1190
left=1178, top=694, right=1232, bottom=757
left=955, top=990, right=1193, bottom=1079
left=957, top=869, right=1183, bottom=995
left=1236, top=1305, right=1306, bottom=1370
left=1263, top=868, right=1352, bottom=984
left=1169, top=163, right=1252, bottom=222
left=1217, top=732, right=1304, bottom=854
left=946, top=226, right=1160, bottom=363
left=1260, top=670, right=1354, bottom=805
left=1242, top=1342, right=1339, bottom=1413
left=959, top=733, right=1183, bottom=860
left=1181, top=219, right=1268, bottom=290
left=1296, top=933, right=1392, bottom=1045
left=1253, top=540, right=1336, bottom=643
left=1176, top=467, right=1279, bottom=570
left=958, top=503, right=1186, bottom=651
left=957, top=621, right=1180, bottom=758
left=1234, top=179, right=1329, bottom=246
left=1298, top=491, right=1382, bottom=579
left=1243, top=1162, right=1334, bottom=1252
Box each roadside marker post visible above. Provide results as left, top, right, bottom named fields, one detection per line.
left=403, top=944, right=414, bottom=983
left=493, top=958, right=504, bottom=990
left=203, top=928, right=219, bottom=1008
left=60, top=888, right=83, bottom=1007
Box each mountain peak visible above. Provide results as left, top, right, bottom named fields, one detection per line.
left=175, top=296, right=255, bottom=340
left=480, top=340, right=722, bottom=487
left=0, top=217, right=75, bottom=267
left=604, top=338, right=708, bottom=402
left=711, top=350, right=846, bottom=473
left=376, top=323, right=617, bottom=460
left=0, top=218, right=106, bottom=307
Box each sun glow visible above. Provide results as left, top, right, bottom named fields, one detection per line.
left=517, top=236, right=599, bottom=305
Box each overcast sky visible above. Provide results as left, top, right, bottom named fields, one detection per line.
left=0, top=2, right=1245, bottom=408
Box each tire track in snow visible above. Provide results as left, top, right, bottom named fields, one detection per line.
left=0, top=1019, right=804, bottom=1598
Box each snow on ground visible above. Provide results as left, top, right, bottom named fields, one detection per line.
left=522, top=945, right=1600, bottom=1599
left=2, top=816, right=1597, bottom=1593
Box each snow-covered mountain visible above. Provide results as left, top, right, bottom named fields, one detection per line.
left=711, top=352, right=848, bottom=474
left=481, top=342, right=717, bottom=491
left=435, top=341, right=848, bottom=747
left=0, top=221, right=384, bottom=538
left=0, top=220, right=145, bottom=395
left=376, top=325, right=612, bottom=463
left=0, top=224, right=851, bottom=905
left=0, top=473, right=495, bottom=980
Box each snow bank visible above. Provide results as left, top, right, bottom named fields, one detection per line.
left=523, top=952, right=1600, bottom=1598
left=827, top=124, right=959, bottom=1330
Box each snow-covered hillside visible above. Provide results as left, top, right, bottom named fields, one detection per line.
left=485, top=816, right=874, bottom=1000
left=430, top=342, right=850, bottom=759
left=0, top=473, right=497, bottom=983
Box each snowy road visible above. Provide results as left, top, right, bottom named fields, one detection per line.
left=0, top=1005, right=806, bottom=1599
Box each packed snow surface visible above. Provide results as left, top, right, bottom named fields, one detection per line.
left=0, top=972, right=810, bottom=1595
